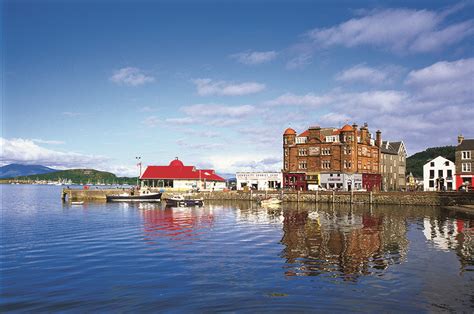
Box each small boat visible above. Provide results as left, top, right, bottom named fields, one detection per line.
left=71, top=201, right=84, bottom=205
left=164, top=195, right=204, bottom=207
left=106, top=191, right=162, bottom=202
left=260, top=197, right=282, bottom=206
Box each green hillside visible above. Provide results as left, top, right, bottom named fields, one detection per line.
left=10, top=168, right=137, bottom=185
left=407, top=146, right=456, bottom=177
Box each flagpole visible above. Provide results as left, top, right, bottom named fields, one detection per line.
left=135, top=156, right=141, bottom=187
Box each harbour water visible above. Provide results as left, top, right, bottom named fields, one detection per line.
left=1, top=185, right=473, bottom=312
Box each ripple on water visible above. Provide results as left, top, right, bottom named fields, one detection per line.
left=1, top=185, right=473, bottom=312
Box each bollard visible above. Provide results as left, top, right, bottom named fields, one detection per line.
left=369, top=191, right=373, bottom=204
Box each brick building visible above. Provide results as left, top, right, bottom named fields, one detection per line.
left=380, top=141, right=407, bottom=191
left=283, top=123, right=382, bottom=191
left=455, top=135, right=474, bottom=191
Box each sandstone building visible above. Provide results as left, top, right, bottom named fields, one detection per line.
left=380, top=141, right=407, bottom=191
left=283, top=123, right=381, bottom=191
left=455, top=135, right=474, bottom=191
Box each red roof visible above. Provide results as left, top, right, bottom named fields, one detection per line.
left=340, top=124, right=353, bottom=132
left=298, top=130, right=309, bottom=137
left=140, top=159, right=225, bottom=181
left=284, top=128, right=296, bottom=135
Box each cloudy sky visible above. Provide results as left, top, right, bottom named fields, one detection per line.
left=2, top=0, right=473, bottom=176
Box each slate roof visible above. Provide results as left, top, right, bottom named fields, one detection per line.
left=381, top=141, right=398, bottom=155
left=457, top=139, right=474, bottom=150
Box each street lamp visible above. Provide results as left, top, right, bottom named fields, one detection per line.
left=136, top=156, right=142, bottom=187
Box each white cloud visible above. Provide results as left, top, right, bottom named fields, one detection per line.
left=230, top=50, right=277, bottom=65
left=203, top=154, right=282, bottom=173
left=192, top=78, right=265, bottom=96
left=335, top=64, right=404, bottom=84
left=165, top=117, right=196, bottom=125
left=296, top=6, right=473, bottom=57
left=110, top=67, right=155, bottom=86
left=264, top=92, right=333, bottom=107
left=181, top=104, right=255, bottom=117
left=143, top=116, right=160, bottom=127
left=405, top=57, right=474, bottom=103
left=32, top=139, right=65, bottom=145
left=176, top=139, right=223, bottom=150
left=0, top=138, right=109, bottom=168
left=138, top=106, right=157, bottom=112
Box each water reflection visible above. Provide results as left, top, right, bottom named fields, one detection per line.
left=139, top=205, right=214, bottom=242
left=423, top=216, right=474, bottom=272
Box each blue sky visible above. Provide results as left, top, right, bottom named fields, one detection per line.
left=2, top=0, right=473, bottom=176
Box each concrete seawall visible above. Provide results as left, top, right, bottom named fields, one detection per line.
left=62, top=188, right=474, bottom=206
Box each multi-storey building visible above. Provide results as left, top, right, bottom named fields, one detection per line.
left=380, top=141, right=407, bottom=191
left=455, top=135, right=474, bottom=191
left=423, top=156, right=455, bottom=191
left=283, top=123, right=381, bottom=191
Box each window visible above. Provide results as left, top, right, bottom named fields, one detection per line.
left=298, top=148, right=307, bottom=156
left=462, top=151, right=471, bottom=159
left=344, top=160, right=352, bottom=169
left=322, top=148, right=331, bottom=155
left=429, top=180, right=434, bottom=187
left=462, top=163, right=472, bottom=172
left=438, top=169, right=443, bottom=177
left=430, top=170, right=434, bottom=178
left=322, top=160, right=331, bottom=169
left=284, top=138, right=288, bottom=145
left=296, top=137, right=307, bottom=144
left=285, top=149, right=288, bottom=157
left=284, top=161, right=288, bottom=170
left=445, top=161, right=449, bottom=166
left=430, top=162, right=434, bottom=167
left=298, top=161, right=307, bottom=170
left=447, top=169, right=452, bottom=177
left=343, top=146, right=352, bottom=154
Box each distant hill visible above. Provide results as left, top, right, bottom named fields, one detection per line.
left=7, top=168, right=137, bottom=185
left=407, top=146, right=456, bottom=178
left=0, top=164, right=57, bottom=179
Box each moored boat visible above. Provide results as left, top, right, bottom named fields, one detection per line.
left=164, top=195, right=204, bottom=207
left=260, top=197, right=282, bottom=206
left=106, top=191, right=162, bottom=202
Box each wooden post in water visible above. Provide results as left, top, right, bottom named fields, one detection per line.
left=332, top=190, right=335, bottom=203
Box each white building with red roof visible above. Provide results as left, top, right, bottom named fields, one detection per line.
left=140, top=158, right=226, bottom=191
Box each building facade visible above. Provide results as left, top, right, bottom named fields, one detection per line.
left=380, top=141, right=407, bottom=191
left=283, top=123, right=382, bottom=191
left=423, top=156, right=455, bottom=191
left=455, top=135, right=474, bottom=191
left=236, top=172, right=282, bottom=190
left=140, top=158, right=226, bottom=191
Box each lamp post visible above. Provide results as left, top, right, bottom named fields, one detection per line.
left=136, top=156, right=141, bottom=188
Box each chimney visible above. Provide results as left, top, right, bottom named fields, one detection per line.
left=308, top=125, right=321, bottom=141
left=458, top=134, right=464, bottom=144
left=360, top=124, right=368, bottom=144
left=376, top=130, right=382, bottom=147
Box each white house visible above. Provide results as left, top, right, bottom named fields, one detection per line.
left=423, top=156, right=456, bottom=191
left=236, top=172, right=282, bottom=190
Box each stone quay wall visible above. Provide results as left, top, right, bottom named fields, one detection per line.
left=63, top=188, right=474, bottom=206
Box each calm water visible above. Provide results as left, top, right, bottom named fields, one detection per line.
left=1, top=185, right=473, bottom=312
